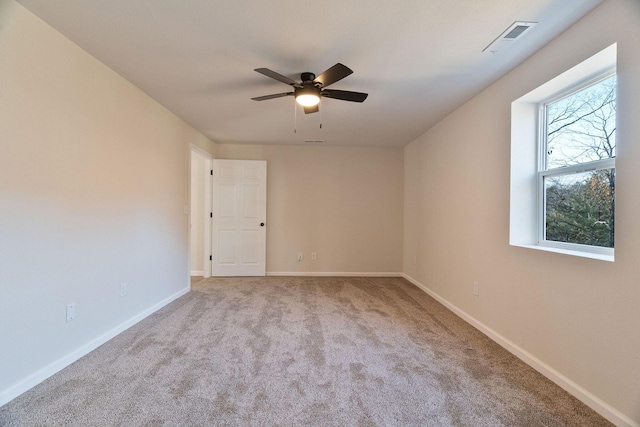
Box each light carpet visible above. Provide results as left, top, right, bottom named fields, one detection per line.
left=0, top=276, right=612, bottom=426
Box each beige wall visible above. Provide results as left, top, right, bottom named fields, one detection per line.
left=0, top=0, right=214, bottom=402
left=403, top=0, right=640, bottom=424
left=216, top=144, right=404, bottom=274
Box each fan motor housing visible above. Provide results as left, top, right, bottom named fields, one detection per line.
left=300, top=72, right=316, bottom=83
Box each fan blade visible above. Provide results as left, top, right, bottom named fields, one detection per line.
left=254, top=68, right=299, bottom=86
left=251, top=92, right=294, bottom=101
left=321, top=89, right=368, bottom=103
left=304, top=104, right=319, bottom=114
left=313, top=63, right=353, bottom=88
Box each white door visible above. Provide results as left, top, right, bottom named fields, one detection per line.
left=211, top=160, right=267, bottom=276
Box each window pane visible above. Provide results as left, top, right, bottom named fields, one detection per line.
left=546, top=75, right=616, bottom=169
left=545, top=169, right=615, bottom=248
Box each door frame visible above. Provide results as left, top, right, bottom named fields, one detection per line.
left=189, top=144, right=213, bottom=278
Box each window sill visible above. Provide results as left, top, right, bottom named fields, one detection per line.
left=512, top=244, right=614, bottom=262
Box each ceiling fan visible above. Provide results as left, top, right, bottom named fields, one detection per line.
left=251, top=63, right=368, bottom=114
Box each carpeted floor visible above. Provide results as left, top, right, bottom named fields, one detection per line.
left=0, top=277, right=612, bottom=426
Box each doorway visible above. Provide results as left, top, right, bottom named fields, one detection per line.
left=190, top=145, right=212, bottom=278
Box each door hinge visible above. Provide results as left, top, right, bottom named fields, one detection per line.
left=210, top=212, right=213, bottom=218
left=209, top=255, right=212, bottom=261
left=210, top=170, right=213, bottom=175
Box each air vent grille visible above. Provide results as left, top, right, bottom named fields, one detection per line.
left=483, top=21, right=538, bottom=53
left=504, top=25, right=530, bottom=39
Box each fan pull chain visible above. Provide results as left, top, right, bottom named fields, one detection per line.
left=319, top=99, right=323, bottom=129
left=293, top=99, right=297, bottom=133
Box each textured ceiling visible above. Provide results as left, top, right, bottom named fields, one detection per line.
left=16, top=0, right=602, bottom=147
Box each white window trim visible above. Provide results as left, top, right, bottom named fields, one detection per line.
left=510, top=43, right=617, bottom=262
left=537, top=69, right=616, bottom=257
left=539, top=68, right=616, bottom=109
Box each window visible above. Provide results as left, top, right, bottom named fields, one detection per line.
left=539, top=72, right=616, bottom=254
left=510, top=44, right=617, bottom=261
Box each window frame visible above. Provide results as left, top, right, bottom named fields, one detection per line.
left=535, top=68, right=617, bottom=256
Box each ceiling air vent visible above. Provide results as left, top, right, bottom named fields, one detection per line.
left=483, top=21, right=538, bottom=53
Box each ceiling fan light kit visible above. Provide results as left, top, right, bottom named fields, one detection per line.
left=295, top=85, right=321, bottom=107
left=252, top=63, right=368, bottom=114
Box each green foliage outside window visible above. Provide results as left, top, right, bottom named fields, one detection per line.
left=545, top=169, right=615, bottom=247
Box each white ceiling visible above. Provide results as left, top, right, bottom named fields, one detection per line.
left=16, top=0, right=602, bottom=147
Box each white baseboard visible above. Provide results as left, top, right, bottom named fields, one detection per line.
left=266, top=271, right=403, bottom=277
left=402, top=273, right=638, bottom=427
left=0, top=286, right=190, bottom=407
left=190, top=270, right=204, bottom=276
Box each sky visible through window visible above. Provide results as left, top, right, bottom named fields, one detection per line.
left=546, top=75, right=616, bottom=169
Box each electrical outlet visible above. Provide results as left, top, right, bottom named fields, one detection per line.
left=297, top=252, right=303, bottom=262
left=311, top=252, right=317, bottom=260
left=66, top=304, right=75, bottom=322
left=473, top=282, right=479, bottom=296
left=120, top=282, right=127, bottom=297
